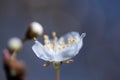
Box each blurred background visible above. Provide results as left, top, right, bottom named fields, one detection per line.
left=0, top=0, right=120, bottom=80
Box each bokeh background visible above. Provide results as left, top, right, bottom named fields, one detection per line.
left=0, top=0, right=120, bottom=80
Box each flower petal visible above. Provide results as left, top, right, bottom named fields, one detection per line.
left=32, top=41, right=54, bottom=61
left=53, top=32, right=86, bottom=61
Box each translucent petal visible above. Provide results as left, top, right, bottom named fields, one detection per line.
left=53, top=32, right=86, bottom=61
left=32, top=41, right=54, bottom=61
left=32, top=32, right=86, bottom=62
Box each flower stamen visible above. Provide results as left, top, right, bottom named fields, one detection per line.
left=52, top=32, right=58, bottom=52
left=67, top=38, right=72, bottom=47
left=72, top=38, right=78, bottom=44
left=43, top=32, right=79, bottom=53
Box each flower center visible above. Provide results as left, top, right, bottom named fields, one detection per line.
left=43, top=32, right=78, bottom=53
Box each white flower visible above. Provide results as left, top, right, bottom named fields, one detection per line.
left=8, top=37, right=22, bottom=51
left=32, top=32, right=86, bottom=62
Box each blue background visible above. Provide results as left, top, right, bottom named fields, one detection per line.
left=0, top=0, right=120, bottom=80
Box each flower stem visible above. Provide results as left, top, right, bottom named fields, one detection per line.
left=56, top=69, right=60, bottom=80
left=53, top=62, right=61, bottom=80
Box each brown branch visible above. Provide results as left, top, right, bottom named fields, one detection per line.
left=3, top=49, right=26, bottom=80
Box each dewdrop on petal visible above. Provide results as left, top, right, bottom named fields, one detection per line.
left=25, top=22, right=43, bottom=39
left=8, top=37, right=22, bottom=52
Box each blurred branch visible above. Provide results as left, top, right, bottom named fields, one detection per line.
left=3, top=21, right=43, bottom=80
left=3, top=49, right=26, bottom=80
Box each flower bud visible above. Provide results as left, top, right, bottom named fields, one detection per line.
left=25, top=22, right=43, bottom=39
left=8, top=37, right=22, bottom=53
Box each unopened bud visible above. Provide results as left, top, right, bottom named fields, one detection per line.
left=25, top=22, right=43, bottom=39
left=8, top=37, right=22, bottom=53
